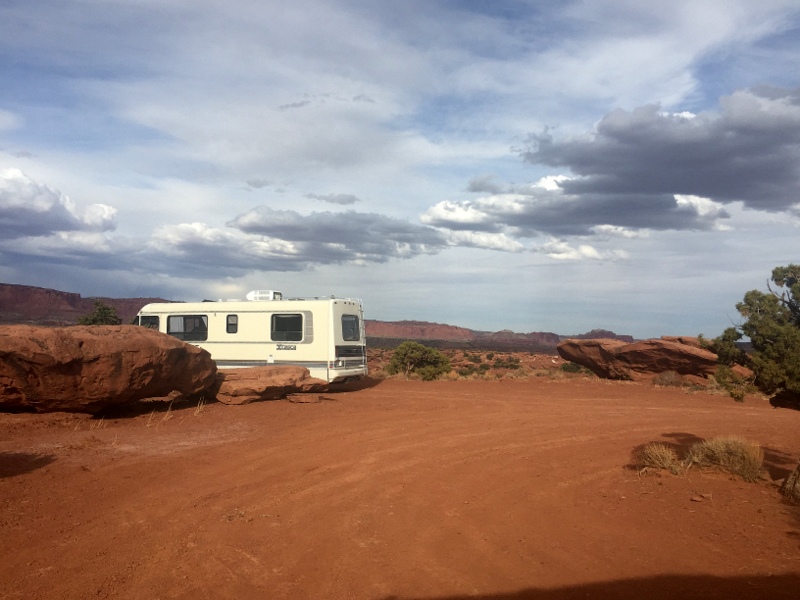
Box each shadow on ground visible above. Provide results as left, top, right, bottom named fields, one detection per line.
left=381, top=573, right=800, bottom=600
left=93, top=376, right=385, bottom=418
left=770, top=390, right=800, bottom=410
left=0, top=452, right=55, bottom=478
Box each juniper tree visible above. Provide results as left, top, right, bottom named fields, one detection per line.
left=716, top=265, right=800, bottom=397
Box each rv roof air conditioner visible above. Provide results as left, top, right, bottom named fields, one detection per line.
left=245, top=290, right=283, bottom=301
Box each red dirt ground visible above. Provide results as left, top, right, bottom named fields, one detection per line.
left=1, top=377, right=799, bottom=599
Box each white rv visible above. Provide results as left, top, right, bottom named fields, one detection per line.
left=134, top=291, right=367, bottom=383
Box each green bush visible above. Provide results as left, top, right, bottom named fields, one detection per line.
left=560, top=362, right=584, bottom=374
left=386, top=341, right=451, bottom=381
left=77, top=300, right=122, bottom=325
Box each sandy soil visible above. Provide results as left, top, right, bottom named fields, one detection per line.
left=1, top=377, right=799, bottom=599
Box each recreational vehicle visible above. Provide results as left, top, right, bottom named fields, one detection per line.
left=134, top=291, right=367, bottom=383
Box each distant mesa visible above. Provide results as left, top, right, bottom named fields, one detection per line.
left=0, top=282, right=168, bottom=326
left=0, top=283, right=633, bottom=354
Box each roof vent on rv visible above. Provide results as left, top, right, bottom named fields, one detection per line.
left=246, top=290, right=283, bottom=301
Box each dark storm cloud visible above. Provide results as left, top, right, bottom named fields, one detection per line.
left=522, top=87, right=800, bottom=212
left=422, top=186, right=727, bottom=238
left=507, top=192, right=728, bottom=236
left=228, top=206, right=447, bottom=263
left=466, top=175, right=506, bottom=194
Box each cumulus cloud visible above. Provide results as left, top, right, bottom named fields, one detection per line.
left=590, top=224, right=646, bottom=239
left=0, top=168, right=116, bottom=239
left=305, top=192, right=362, bottom=205
left=535, top=239, right=628, bottom=261
left=444, top=230, right=524, bottom=253
left=2, top=231, right=122, bottom=260
left=522, top=86, right=800, bottom=211
left=145, top=222, right=306, bottom=274
left=420, top=199, right=503, bottom=232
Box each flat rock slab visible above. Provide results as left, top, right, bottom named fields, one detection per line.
left=214, top=366, right=328, bottom=405
left=557, top=337, right=720, bottom=381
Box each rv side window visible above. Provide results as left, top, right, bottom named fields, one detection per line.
left=226, top=314, right=238, bottom=334
left=342, top=314, right=360, bottom=341
left=167, top=315, right=208, bottom=342
left=139, top=315, right=159, bottom=330
left=271, top=313, right=303, bottom=342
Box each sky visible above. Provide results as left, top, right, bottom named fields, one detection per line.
left=1, top=0, right=800, bottom=339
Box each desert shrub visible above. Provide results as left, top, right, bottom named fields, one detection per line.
left=457, top=365, right=477, bottom=377
left=493, top=356, right=521, bottom=370
left=386, top=341, right=451, bottom=381
left=78, top=300, right=122, bottom=325
left=687, top=436, right=764, bottom=482
left=713, top=365, right=756, bottom=402
left=636, top=442, right=682, bottom=475
left=486, top=352, right=494, bottom=360
left=652, top=371, right=683, bottom=387
left=560, top=362, right=584, bottom=374
left=466, top=354, right=482, bottom=364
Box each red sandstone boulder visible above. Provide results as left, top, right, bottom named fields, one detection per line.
left=660, top=336, right=706, bottom=349
left=0, top=325, right=217, bottom=413
left=557, top=337, right=720, bottom=381
left=214, top=366, right=328, bottom=405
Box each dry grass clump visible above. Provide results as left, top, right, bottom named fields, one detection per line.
left=636, top=442, right=682, bottom=475
left=636, top=436, right=764, bottom=482
left=652, top=370, right=684, bottom=387
left=686, top=436, right=764, bottom=482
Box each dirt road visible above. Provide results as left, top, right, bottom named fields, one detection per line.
left=1, top=377, right=799, bottom=599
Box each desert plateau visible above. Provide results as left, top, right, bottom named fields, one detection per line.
left=1, top=374, right=799, bottom=599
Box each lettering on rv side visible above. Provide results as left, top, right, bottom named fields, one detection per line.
left=276, top=344, right=297, bottom=351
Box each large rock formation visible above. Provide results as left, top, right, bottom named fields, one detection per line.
left=0, top=325, right=217, bottom=413
left=214, top=366, right=328, bottom=405
left=556, top=337, right=720, bottom=381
